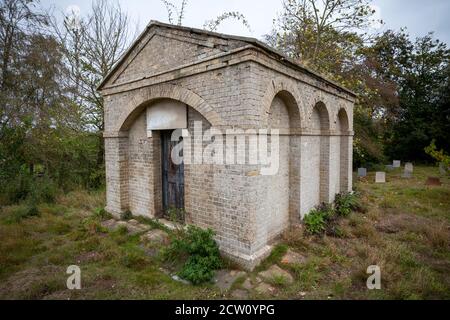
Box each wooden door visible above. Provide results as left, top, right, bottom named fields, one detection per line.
left=161, top=130, right=184, bottom=219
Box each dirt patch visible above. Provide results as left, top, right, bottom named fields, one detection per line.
left=375, top=213, right=433, bottom=234
left=425, top=177, right=442, bottom=186
left=0, top=265, right=65, bottom=299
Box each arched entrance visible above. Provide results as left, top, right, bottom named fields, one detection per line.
left=337, top=108, right=350, bottom=192
left=266, top=90, right=301, bottom=237
left=109, top=90, right=215, bottom=221
left=311, top=102, right=330, bottom=203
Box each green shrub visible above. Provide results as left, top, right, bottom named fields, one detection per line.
left=178, top=255, right=221, bottom=285
left=425, top=140, right=450, bottom=171
left=6, top=204, right=40, bottom=223
left=164, top=225, right=222, bottom=285
left=304, top=208, right=327, bottom=235
left=316, top=203, right=334, bottom=220
left=334, top=192, right=359, bottom=217
left=304, top=203, right=337, bottom=235
left=0, top=169, right=59, bottom=205
left=120, top=250, right=148, bottom=270
left=166, top=207, right=186, bottom=224
left=93, top=207, right=112, bottom=220
left=29, top=177, right=58, bottom=204
left=120, top=210, right=132, bottom=221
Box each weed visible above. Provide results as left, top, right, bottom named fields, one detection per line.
left=120, top=210, right=132, bottom=221
left=334, top=192, right=359, bottom=217
left=257, top=244, right=288, bottom=271
left=120, top=250, right=149, bottom=270
left=166, top=207, right=186, bottom=224
left=269, top=274, right=288, bottom=287
left=163, top=225, right=222, bottom=285
left=303, top=209, right=327, bottom=235
left=93, top=207, right=112, bottom=220
left=5, top=204, right=40, bottom=223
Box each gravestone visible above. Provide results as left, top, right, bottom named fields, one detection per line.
left=358, top=168, right=367, bottom=177
left=439, top=162, right=447, bottom=175
left=402, top=162, right=413, bottom=178
left=393, top=160, right=401, bottom=168
left=405, top=162, right=414, bottom=173
left=375, top=172, right=386, bottom=183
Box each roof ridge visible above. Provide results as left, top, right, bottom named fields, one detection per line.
left=98, top=20, right=356, bottom=97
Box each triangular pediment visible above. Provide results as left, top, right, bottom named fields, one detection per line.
left=98, top=21, right=357, bottom=97
left=99, top=22, right=248, bottom=89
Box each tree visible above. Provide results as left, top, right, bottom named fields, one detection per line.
left=265, top=0, right=386, bottom=166
left=384, top=33, right=450, bottom=161
left=53, top=0, right=137, bottom=167
left=0, top=0, right=48, bottom=129
left=160, top=0, right=251, bottom=33
left=54, top=0, right=134, bottom=133
left=265, top=0, right=377, bottom=74
left=0, top=1, right=106, bottom=204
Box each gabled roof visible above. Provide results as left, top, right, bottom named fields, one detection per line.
left=98, top=20, right=356, bottom=97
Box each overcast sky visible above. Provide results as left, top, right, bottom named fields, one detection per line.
left=41, top=0, right=450, bottom=45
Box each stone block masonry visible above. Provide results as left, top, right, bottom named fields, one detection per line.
left=98, top=21, right=355, bottom=270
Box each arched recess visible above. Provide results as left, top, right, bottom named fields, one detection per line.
left=104, top=83, right=220, bottom=220
left=124, top=97, right=214, bottom=220
left=264, top=90, right=302, bottom=239
left=117, top=83, right=224, bottom=132
left=311, top=101, right=331, bottom=204
left=262, top=79, right=303, bottom=132
left=337, top=108, right=350, bottom=192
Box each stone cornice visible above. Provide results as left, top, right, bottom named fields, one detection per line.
left=99, top=45, right=356, bottom=104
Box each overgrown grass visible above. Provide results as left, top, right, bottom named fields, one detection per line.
left=0, top=166, right=449, bottom=299
left=0, top=189, right=221, bottom=299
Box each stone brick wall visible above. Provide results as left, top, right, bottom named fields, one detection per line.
left=100, top=23, right=355, bottom=270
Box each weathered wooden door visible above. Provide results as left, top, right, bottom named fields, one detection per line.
left=161, top=130, right=184, bottom=218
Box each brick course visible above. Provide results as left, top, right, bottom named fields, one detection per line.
left=99, top=21, right=355, bottom=270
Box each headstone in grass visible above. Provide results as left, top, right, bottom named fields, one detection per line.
left=375, top=172, right=386, bottom=183
left=402, top=163, right=414, bottom=179
left=425, top=177, right=442, bottom=186
left=358, top=168, right=367, bottom=177
left=393, top=160, right=401, bottom=168
left=405, top=162, right=414, bottom=173
left=439, top=162, right=447, bottom=175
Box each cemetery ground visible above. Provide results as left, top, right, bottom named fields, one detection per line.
left=0, top=166, right=449, bottom=300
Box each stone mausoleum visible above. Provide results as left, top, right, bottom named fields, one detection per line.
left=98, top=21, right=355, bottom=269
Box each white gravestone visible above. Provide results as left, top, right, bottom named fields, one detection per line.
left=439, top=163, right=447, bottom=175
left=393, top=160, right=401, bottom=168
left=405, top=162, right=413, bottom=173
left=375, top=172, right=386, bottom=183
left=358, top=168, right=367, bottom=177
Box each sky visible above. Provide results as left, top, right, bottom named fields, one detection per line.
left=41, top=0, right=450, bottom=45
